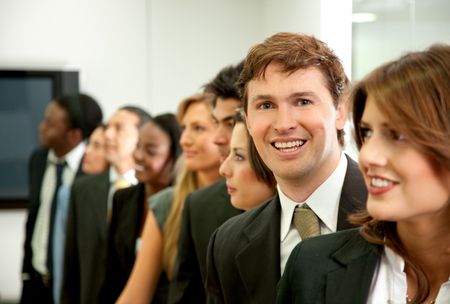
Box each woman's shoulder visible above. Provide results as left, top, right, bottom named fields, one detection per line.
left=148, top=186, right=175, bottom=230
left=291, top=228, right=377, bottom=265
left=148, top=186, right=175, bottom=208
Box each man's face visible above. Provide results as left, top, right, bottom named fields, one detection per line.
left=39, top=101, right=71, bottom=152
left=212, top=97, right=242, bottom=161
left=104, top=109, right=140, bottom=167
left=245, top=63, right=346, bottom=187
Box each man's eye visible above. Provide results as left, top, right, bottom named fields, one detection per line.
left=297, top=99, right=311, bottom=106
left=258, top=102, right=273, bottom=110
left=194, top=125, right=205, bottom=132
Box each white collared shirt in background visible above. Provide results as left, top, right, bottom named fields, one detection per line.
left=107, top=167, right=138, bottom=213
left=279, top=153, right=347, bottom=274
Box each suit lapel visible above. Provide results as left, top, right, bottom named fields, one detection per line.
left=92, top=172, right=110, bottom=236
left=336, top=156, right=368, bottom=230
left=235, top=196, right=281, bottom=302
left=325, top=233, right=380, bottom=304
left=119, top=185, right=143, bottom=258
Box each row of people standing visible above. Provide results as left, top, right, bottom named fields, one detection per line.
left=21, top=30, right=449, bottom=304
left=20, top=56, right=262, bottom=303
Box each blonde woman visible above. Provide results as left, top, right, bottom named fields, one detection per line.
left=116, top=93, right=222, bottom=304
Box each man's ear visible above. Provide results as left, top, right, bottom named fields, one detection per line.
left=68, top=128, right=83, bottom=145
left=335, top=99, right=349, bottom=131
left=244, top=111, right=253, bottom=136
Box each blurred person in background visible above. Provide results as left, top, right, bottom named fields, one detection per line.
left=101, top=113, right=182, bottom=303
left=21, top=93, right=102, bottom=304
left=117, top=93, right=222, bottom=304
left=61, top=106, right=151, bottom=304
left=52, top=123, right=109, bottom=304
left=169, top=62, right=245, bottom=304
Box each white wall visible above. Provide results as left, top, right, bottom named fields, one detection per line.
left=0, top=210, right=26, bottom=301
left=148, top=0, right=264, bottom=114
left=0, top=0, right=352, bottom=301
left=0, top=0, right=149, bottom=119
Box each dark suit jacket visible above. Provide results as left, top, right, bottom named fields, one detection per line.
left=22, top=148, right=49, bottom=278
left=100, top=184, right=169, bottom=304
left=206, top=156, right=367, bottom=304
left=61, top=171, right=110, bottom=304
left=168, top=178, right=243, bottom=304
left=277, top=228, right=380, bottom=304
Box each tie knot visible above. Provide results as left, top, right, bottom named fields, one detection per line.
left=55, top=160, right=66, bottom=170
left=114, top=178, right=131, bottom=190
left=293, top=205, right=320, bottom=240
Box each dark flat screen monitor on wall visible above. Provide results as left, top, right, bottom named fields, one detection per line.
left=0, top=70, right=79, bottom=208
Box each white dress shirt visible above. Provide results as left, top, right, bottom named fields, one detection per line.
left=31, top=142, right=86, bottom=274
left=279, top=154, right=347, bottom=274
left=367, top=246, right=450, bottom=304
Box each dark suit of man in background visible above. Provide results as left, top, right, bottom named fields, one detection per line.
left=21, top=94, right=102, bottom=304
left=61, top=106, right=151, bottom=304
left=168, top=62, right=244, bottom=304
left=206, top=32, right=368, bottom=303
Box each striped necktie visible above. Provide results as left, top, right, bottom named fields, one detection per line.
left=293, top=205, right=320, bottom=240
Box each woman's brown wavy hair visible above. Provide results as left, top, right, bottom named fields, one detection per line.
left=349, top=44, right=450, bottom=303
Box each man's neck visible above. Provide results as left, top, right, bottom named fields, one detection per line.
left=113, top=159, right=135, bottom=176
left=277, top=152, right=342, bottom=202
left=53, top=142, right=80, bottom=158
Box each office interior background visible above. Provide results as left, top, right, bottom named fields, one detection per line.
left=0, top=0, right=448, bottom=301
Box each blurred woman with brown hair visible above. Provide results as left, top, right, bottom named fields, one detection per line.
left=116, top=93, right=222, bottom=304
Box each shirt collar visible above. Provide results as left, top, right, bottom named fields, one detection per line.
left=47, top=141, right=86, bottom=172
left=384, top=246, right=405, bottom=274
left=279, top=153, right=348, bottom=241
left=109, top=167, right=138, bottom=185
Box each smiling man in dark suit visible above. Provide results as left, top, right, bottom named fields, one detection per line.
left=21, top=93, right=102, bottom=304
left=206, top=32, right=368, bottom=304
left=168, top=61, right=244, bottom=304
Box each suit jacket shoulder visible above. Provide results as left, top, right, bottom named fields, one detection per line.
left=22, top=148, right=48, bottom=274
left=206, top=196, right=281, bottom=304
left=168, top=179, right=242, bottom=304
left=277, top=229, right=380, bottom=304
left=187, top=179, right=229, bottom=210
left=101, top=184, right=144, bottom=303
left=62, top=170, right=110, bottom=304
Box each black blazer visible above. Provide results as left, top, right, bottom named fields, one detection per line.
left=277, top=229, right=380, bottom=304
left=100, top=184, right=169, bottom=304
left=206, top=156, right=367, bottom=304
left=22, top=148, right=49, bottom=278
left=61, top=171, right=110, bottom=304
left=168, top=178, right=243, bottom=304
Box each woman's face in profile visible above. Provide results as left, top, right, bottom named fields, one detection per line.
left=219, top=122, right=275, bottom=211
left=357, top=97, right=450, bottom=223
left=179, top=101, right=221, bottom=172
